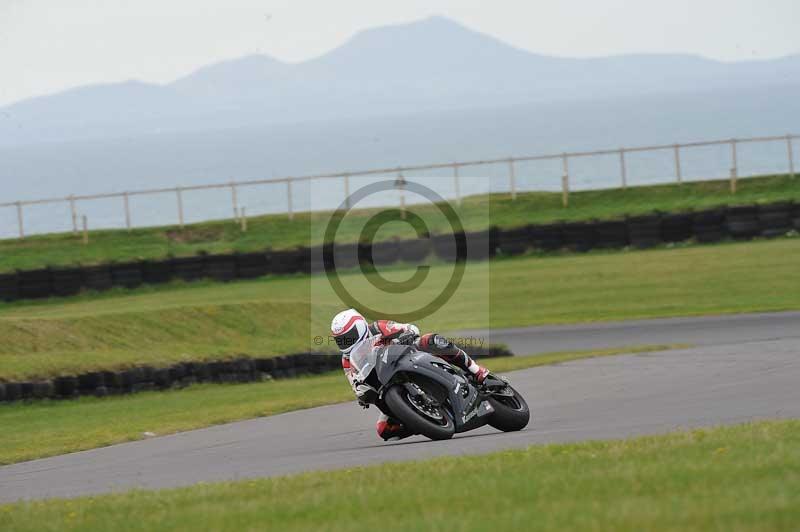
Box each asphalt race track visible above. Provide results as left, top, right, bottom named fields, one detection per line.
left=455, top=311, right=800, bottom=356
left=1, top=312, right=799, bottom=503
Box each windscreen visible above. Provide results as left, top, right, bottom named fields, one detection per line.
left=349, top=341, right=378, bottom=381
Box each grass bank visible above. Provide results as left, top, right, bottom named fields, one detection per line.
left=1, top=174, right=798, bottom=273
left=0, top=347, right=677, bottom=465
left=1, top=238, right=798, bottom=381
left=2, top=419, right=798, bottom=531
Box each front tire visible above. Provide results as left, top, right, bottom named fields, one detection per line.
left=385, top=384, right=455, bottom=441
left=487, top=384, right=530, bottom=432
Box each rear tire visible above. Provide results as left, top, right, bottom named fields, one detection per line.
left=488, top=384, right=530, bottom=432
left=385, top=384, right=455, bottom=441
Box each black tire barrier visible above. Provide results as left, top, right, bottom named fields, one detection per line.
left=204, top=255, right=237, bottom=282
left=308, top=244, right=331, bottom=274
left=331, top=243, right=360, bottom=270
left=54, top=376, right=78, bottom=397
left=102, top=370, right=123, bottom=390
left=626, top=215, right=663, bottom=249
left=83, top=265, right=114, bottom=291
left=4, top=382, right=21, bottom=401
left=432, top=233, right=462, bottom=262
left=694, top=226, right=727, bottom=244
left=758, top=201, right=795, bottom=238
left=171, top=256, right=206, bottom=281
left=33, top=381, right=54, bottom=399
left=20, top=382, right=34, bottom=400
left=0, top=346, right=513, bottom=403
left=51, top=267, right=84, bottom=297
left=398, top=239, right=432, bottom=264
left=496, top=226, right=532, bottom=256
left=234, top=252, right=270, bottom=279
left=153, top=368, right=171, bottom=388
left=78, top=372, right=105, bottom=391
left=143, top=260, right=174, bottom=284
left=369, top=241, right=401, bottom=266
left=465, top=229, right=495, bottom=261
left=111, top=262, right=144, bottom=289
left=294, top=248, right=312, bottom=275
left=17, top=268, right=52, bottom=300
left=562, top=222, right=596, bottom=252
left=792, top=202, right=800, bottom=229
left=726, top=205, right=761, bottom=240
left=3, top=200, right=799, bottom=304
left=0, top=273, right=19, bottom=301
left=661, top=213, right=694, bottom=243
left=593, top=220, right=629, bottom=249
left=529, top=224, right=564, bottom=251
left=692, top=208, right=728, bottom=244
left=270, top=248, right=306, bottom=275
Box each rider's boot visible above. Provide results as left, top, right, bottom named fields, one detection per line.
left=417, top=334, right=491, bottom=384
left=376, top=413, right=414, bottom=441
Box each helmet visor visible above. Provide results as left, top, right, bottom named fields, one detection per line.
left=335, top=327, right=362, bottom=351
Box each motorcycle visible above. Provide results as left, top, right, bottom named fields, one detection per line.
left=349, top=341, right=530, bottom=441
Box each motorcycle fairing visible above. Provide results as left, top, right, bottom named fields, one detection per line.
left=374, top=345, right=494, bottom=433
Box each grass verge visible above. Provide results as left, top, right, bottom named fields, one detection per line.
left=2, top=419, right=798, bottom=531
left=1, top=173, right=798, bottom=272
left=0, top=237, right=797, bottom=381
left=0, top=346, right=678, bottom=465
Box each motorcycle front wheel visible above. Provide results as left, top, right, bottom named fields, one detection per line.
left=487, top=383, right=530, bottom=432
left=385, top=384, right=455, bottom=441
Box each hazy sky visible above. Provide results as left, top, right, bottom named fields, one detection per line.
left=1, top=0, right=798, bottom=106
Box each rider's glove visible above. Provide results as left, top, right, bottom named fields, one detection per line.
left=396, top=324, right=420, bottom=345
left=396, top=331, right=417, bottom=345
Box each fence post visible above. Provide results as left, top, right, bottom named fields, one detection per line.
left=508, top=158, right=517, bottom=200
left=286, top=179, right=293, bottom=220
left=82, top=215, right=89, bottom=245
left=788, top=134, right=795, bottom=178
left=619, top=148, right=628, bottom=189
left=69, top=195, right=78, bottom=234
left=123, top=192, right=131, bottom=231
left=396, top=170, right=406, bottom=220
left=230, top=183, right=239, bottom=222
left=730, top=139, right=738, bottom=194
left=344, top=175, right=351, bottom=209
left=176, top=187, right=185, bottom=228
left=15, top=201, right=24, bottom=239
left=561, top=153, right=570, bottom=208
left=453, top=164, right=461, bottom=206
left=674, top=144, right=683, bottom=184
left=240, top=207, right=248, bottom=232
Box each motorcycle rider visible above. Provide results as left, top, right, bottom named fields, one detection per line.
left=330, top=308, right=491, bottom=441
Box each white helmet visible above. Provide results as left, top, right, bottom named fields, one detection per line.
left=331, top=308, right=369, bottom=354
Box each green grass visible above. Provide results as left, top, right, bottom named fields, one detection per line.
left=1, top=173, right=798, bottom=273
left=1, top=237, right=798, bottom=381
left=0, top=346, right=678, bottom=465
left=3, top=419, right=798, bottom=531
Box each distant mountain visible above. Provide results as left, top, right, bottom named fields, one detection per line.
left=2, top=15, right=799, bottom=147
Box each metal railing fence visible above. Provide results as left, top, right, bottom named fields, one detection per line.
left=2, top=132, right=797, bottom=239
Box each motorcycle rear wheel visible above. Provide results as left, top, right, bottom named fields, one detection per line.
left=385, top=384, right=455, bottom=441
left=487, top=384, right=530, bottom=432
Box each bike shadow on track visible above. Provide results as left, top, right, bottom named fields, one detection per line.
left=345, top=427, right=533, bottom=451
